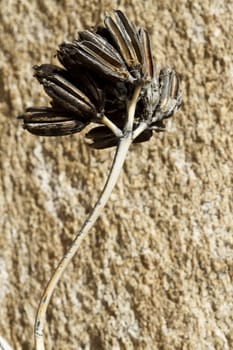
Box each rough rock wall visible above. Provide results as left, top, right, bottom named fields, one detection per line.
left=0, top=0, right=232, bottom=349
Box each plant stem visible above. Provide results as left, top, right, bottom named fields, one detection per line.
left=126, top=85, right=142, bottom=132
left=133, top=121, right=147, bottom=140
left=101, top=115, right=123, bottom=137
left=34, top=85, right=142, bottom=350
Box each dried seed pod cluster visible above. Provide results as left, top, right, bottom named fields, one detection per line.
left=19, top=10, right=182, bottom=149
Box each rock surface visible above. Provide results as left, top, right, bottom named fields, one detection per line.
left=0, top=1, right=232, bottom=349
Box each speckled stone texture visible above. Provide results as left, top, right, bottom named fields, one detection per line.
left=0, top=1, right=232, bottom=349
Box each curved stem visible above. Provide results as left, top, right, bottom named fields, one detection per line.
left=34, top=85, right=142, bottom=350
left=126, top=85, right=142, bottom=131
left=35, top=137, right=131, bottom=350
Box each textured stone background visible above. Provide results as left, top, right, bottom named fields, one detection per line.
left=0, top=0, right=232, bottom=349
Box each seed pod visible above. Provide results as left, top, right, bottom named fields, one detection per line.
left=85, top=126, right=118, bottom=149
left=57, top=43, right=80, bottom=71
left=151, top=66, right=182, bottom=122
left=57, top=46, right=105, bottom=111
left=74, top=30, right=134, bottom=83
left=34, top=64, right=97, bottom=118
left=133, top=128, right=153, bottom=143
left=133, top=28, right=162, bottom=124
left=104, top=10, right=144, bottom=81
left=85, top=125, right=153, bottom=149
left=138, top=28, right=154, bottom=80
left=19, top=107, right=87, bottom=136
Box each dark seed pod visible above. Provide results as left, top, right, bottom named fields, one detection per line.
left=22, top=120, right=86, bottom=137
left=74, top=30, right=134, bottom=83
left=149, top=120, right=166, bottom=132
left=19, top=107, right=87, bottom=136
left=138, top=28, right=154, bottom=80
left=85, top=126, right=118, bottom=149
left=153, top=66, right=182, bottom=122
left=57, top=46, right=105, bottom=111
left=85, top=125, right=153, bottom=149
left=19, top=106, right=72, bottom=122
left=104, top=10, right=144, bottom=81
left=133, top=128, right=153, bottom=143
left=33, top=64, right=97, bottom=118
left=57, top=43, right=81, bottom=71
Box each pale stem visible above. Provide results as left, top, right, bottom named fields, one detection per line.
left=125, top=85, right=142, bottom=132
left=132, top=121, right=148, bottom=140
left=101, top=115, right=123, bottom=137
left=34, top=85, right=142, bottom=350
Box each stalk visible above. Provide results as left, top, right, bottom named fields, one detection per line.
left=35, top=86, right=142, bottom=350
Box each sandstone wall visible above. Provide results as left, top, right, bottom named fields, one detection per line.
left=0, top=1, right=232, bottom=349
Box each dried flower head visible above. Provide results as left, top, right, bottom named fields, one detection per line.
left=18, top=10, right=182, bottom=350
left=19, top=10, right=182, bottom=149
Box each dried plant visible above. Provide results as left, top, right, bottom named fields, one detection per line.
left=19, top=10, right=182, bottom=350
